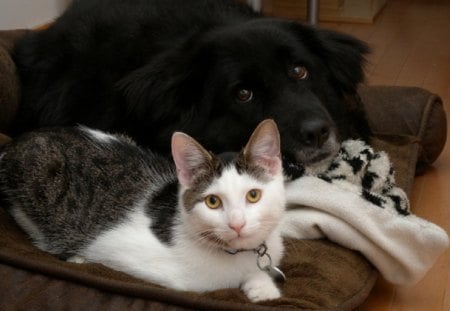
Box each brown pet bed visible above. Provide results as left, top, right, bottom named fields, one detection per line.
left=0, top=29, right=447, bottom=310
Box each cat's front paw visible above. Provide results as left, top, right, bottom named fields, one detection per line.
left=242, top=273, right=281, bottom=302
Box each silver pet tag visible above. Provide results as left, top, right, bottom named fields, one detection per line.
left=263, top=264, right=286, bottom=283
left=255, top=244, right=286, bottom=283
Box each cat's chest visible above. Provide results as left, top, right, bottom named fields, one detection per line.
left=172, top=246, right=259, bottom=290
left=172, top=233, right=284, bottom=291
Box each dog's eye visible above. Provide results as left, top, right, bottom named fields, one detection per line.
left=236, top=88, right=253, bottom=103
left=290, top=65, right=308, bottom=80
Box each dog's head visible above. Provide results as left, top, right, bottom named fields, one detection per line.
left=120, top=19, right=370, bottom=169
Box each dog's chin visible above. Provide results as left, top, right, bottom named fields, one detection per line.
left=294, top=133, right=341, bottom=175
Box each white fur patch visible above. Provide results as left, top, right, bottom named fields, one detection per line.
left=11, top=209, right=48, bottom=251
left=80, top=126, right=118, bottom=143
left=81, top=203, right=180, bottom=288
left=241, top=270, right=281, bottom=302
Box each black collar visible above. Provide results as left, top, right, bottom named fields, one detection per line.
left=224, top=242, right=267, bottom=256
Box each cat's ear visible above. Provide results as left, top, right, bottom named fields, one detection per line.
left=244, top=119, right=282, bottom=176
left=171, top=132, right=212, bottom=188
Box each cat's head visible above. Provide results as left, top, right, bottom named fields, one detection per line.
left=171, top=119, right=285, bottom=251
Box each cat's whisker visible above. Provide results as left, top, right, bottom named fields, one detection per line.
left=192, top=229, right=229, bottom=252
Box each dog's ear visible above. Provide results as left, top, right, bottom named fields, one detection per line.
left=315, top=28, right=370, bottom=94
left=117, top=44, right=211, bottom=125
left=315, top=29, right=372, bottom=140
left=313, top=28, right=372, bottom=139
left=290, top=23, right=369, bottom=95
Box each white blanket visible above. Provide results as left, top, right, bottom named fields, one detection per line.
left=282, top=140, right=449, bottom=285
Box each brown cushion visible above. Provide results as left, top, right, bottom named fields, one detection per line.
left=359, top=85, right=447, bottom=177
left=0, top=30, right=28, bottom=132
left=0, top=29, right=446, bottom=310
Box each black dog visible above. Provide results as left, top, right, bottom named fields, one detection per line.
left=11, top=0, right=371, bottom=172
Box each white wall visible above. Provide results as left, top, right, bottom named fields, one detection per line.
left=0, top=0, right=71, bottom=30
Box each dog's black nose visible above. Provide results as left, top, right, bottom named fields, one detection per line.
left=300, top=120, right=330, bottom=148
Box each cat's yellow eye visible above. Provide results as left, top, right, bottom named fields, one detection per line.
left=204, top=195, right=222, bottom=209
left=246, top=189, right=262, bottom=203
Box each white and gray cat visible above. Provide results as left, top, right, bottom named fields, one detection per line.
left=0, top=119, right=286, bottom=302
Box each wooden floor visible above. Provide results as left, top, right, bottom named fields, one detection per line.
left=322, top=1, right=450, bottom=310
left=264, top=0, right=450, bottom=309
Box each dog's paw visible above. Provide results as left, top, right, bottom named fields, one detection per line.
left=242, top=273, right=281, bottom=302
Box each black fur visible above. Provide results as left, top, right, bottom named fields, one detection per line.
left=146, top=180, right=180, bottom=245
left=11, top=0, right=371, bottom=165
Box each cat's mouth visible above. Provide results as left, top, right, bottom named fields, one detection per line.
left=199, top=230, right=261, bottom=251
left=226, top=234, right=265, bottom=251
left=200, top=231, right=248, bottom=250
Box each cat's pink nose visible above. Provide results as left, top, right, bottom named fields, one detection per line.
left=229, top=222, right=245, bottom=234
